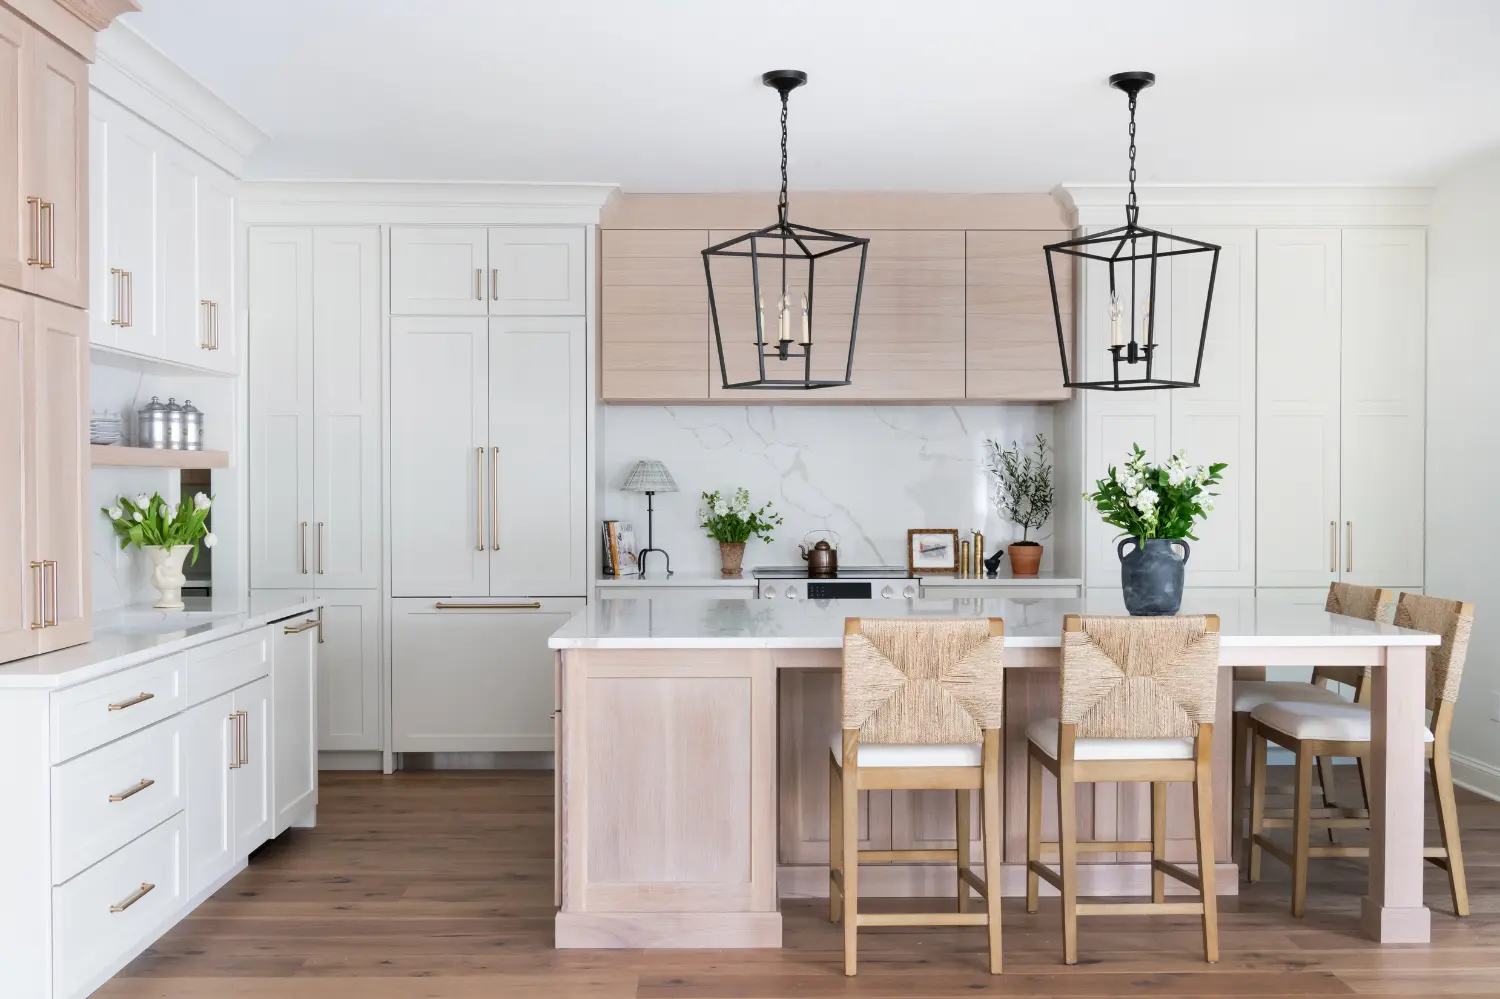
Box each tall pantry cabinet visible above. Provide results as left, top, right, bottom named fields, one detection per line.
left=249, top=226, right=384, bottom=753
left=388, top=226, right=589, bottom=754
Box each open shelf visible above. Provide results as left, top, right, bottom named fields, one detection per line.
left=90, top=445, right=229, bottom=469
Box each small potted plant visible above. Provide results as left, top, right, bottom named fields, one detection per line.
left=101, top=492, right=216, bottom=610
left=985, top=433, right=1053, bottom=576
left=699, top=487, right=782, bottom=578
left=1084, top=444, right=1225, bottom=615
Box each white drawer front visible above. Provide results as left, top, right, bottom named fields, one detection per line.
left=185, top=627, right=270, bottom=707
left=54, top=813, right=187, bottom=999
left=52, top=655, right=186, bottom=763
left=52, top=718, right=185, bottom=884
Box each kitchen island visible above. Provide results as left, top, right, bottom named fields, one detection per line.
left=549, top=596, right=1440, bottom=949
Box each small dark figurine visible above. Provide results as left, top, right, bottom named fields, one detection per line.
left=983, top=548, right=1005, bottom=578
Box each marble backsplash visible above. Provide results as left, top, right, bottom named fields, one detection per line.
left=601, top=405, right=1056, bottom=575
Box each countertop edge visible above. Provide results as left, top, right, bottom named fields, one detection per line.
left=549, top=634, right=1442, bottom=651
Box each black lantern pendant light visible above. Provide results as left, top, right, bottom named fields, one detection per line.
left=1044, top=72, right=1221, bottom=390
left=703, top=71, right=870, bottom=390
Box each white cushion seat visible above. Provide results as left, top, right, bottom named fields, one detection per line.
left=829, top=735, right=980, bottom=768
left=1026, top=717, right=1195, bottom=761
left=1232, top=679, right=1350, bottom=714
left=1250, top=700, right=1435, bottom=743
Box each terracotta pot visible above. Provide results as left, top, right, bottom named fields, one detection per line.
left=719, top=542, right=746, bottom=578
left=1008, top=542, right=1043, bottom=576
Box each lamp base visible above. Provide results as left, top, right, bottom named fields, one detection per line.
left=638, top=547, right=672, bottom=580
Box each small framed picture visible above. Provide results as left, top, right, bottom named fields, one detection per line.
left=907, top=528, right=960, bottom=574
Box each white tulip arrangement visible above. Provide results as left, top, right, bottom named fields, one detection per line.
left=101, top=492, right=217, bottom=564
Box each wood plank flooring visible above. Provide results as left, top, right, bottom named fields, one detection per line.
left=98, top=769, right=1500, bottom=998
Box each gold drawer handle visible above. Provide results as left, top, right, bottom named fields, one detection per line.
left=109, top=882, right=155, bottom=913
left=108, top=692, right=155, bottom=712
left=26, top=196, right=43, bottom=265
left=434, top=601, right=541, bottom=610
left=109, top=778, right=155, bottom=803
left=283, top=618, right=319, bottom=634
left=40, top=201, right=55, bottom=269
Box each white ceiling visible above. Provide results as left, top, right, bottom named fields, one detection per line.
left=124, top=0, right=1500, bottom=190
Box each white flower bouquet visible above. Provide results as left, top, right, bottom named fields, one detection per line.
left=698, top=488, right=782, bottom=545
left=101, top=491, right=216, bottom=564
left=1084, top=444, right=1225, bottom=540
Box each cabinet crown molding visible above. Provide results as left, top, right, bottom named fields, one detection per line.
left=239, top=181, right=619, bottom=226
left=92, top=20, right=267, bottom=177
left=1055, top=184, right=1434, bottom=229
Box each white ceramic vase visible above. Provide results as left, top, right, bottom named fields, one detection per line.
left=144, top=545, right=193, bottom=610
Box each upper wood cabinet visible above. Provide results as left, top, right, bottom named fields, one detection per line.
left=389, top=226, right=586, bottom=317
left=600, top=229, right=708, bottom=401
left=965, top=230, right=1072, bottom=401
left=0, top=9, right=88, bottom=309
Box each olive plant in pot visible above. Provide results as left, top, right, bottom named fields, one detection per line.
left=699, top=488, right=782, bottom=578
left=1084, top=444, right=1225, bottom=615
left=985, top=434, right=1053, bottom=576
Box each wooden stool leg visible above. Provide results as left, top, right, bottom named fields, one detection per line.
left=841, top=742, right=859, bottom=976
left=1247, top=729, right=1268, bottom=882
left=1194, top=731, right=1220, bottom=964
left=982, top=730, right=1003, bottom=975
left=1316, top=755, right=1341, bottom=845
left=1291, top=745, right=1313, bottom=918
left=828, top=754, right=843, bottom=924
left=1231, top=711, right=1249, bottom=860
left=1151, top=781, right=1167, bottom=904
left=1430, top=751, right=1470, bottom=917
left=956, top=788, right=972, bottom=914
left=1057, top=763, right=1079, bottom=966
left=1026, top=750, right=1043, bottom=914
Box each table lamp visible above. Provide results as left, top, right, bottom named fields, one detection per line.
left=621, top=459, right=678, bottom=579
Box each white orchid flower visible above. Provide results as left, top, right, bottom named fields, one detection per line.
left=108, top=506, right=123, bottom=520
left=202, top=532, right=217, bottom=549
left=194, top=493, right=212, bottom=510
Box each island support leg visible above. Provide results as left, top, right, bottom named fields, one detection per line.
left=1360, top=644, right=1431, bottom=943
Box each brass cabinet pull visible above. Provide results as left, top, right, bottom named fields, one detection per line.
left=475, top=447, right=485, bottom=551
left=41, top=201, right=55, bottom=268
left=109, top=882, right=155, bottom=913
left=317, top=605, right=324, bottom=645
left=300, top=521, right=309, bottom=574
left=490, top=267, right=499, bottom=301
left=200, top=300, right=212, bottom=349
left=25, top=197, right=42, bottom=265
left=316, top=521, right=325, bottom=574
left=108, top=691, right=155, bottom=712
left=44, top=560, right=57, bottom=627
left=434, top=601, right=542, bottom=611
left=283, top=618, right=319, bottom=634
left=228, top=711, right=243, bottom=769
left=474, top=268, right=483, bottom=301
left=28, top=561, right=44, bottom=630
left=1329, top=520, right=1337, bottom=573
left=239, top=710, right=249, bottom=765
left=211, top=301, right=220, bottom=350
left=490, top=446, right=500, bottom=551
left=1346, top=520, right=1353, bottom=574
left=109, top=778, right=156, bottom=803
left=110, top=269, right=127, bottom=326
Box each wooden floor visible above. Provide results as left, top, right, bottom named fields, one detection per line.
left=98, top=769, right=1500, bottom=998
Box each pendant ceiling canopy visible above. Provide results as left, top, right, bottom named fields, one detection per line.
left=1045, top=72, right=1222, bottom=391
left=702, top=70, right=871, bottom=390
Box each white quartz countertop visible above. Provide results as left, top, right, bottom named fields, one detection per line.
left=549, top=596, right=1441, bottom=650
left=0, top=593, right=326, bottom=689
left=595, top=572, right=757, bottom=587
left=920, top=570, right=1082, bottom=587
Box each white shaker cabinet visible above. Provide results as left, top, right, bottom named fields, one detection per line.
left=487, top=226, right=587, bottom=315
left=91, top=96, right=158, bottom=354
left=391, top=597, right=583, bottom=752
left=183, top=692, right=236, bottom=895
left=231, top=675, right=274, bottom=856
left=272, top=615, right=319, bottom=834
left=389, top=226, right=489, bottom=316
left=390, top=226, right=586, bottom=317
left=315, top=589, right=382, bottom=752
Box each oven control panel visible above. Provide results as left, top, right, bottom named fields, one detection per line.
left=806, top=581, right=872, bottom=600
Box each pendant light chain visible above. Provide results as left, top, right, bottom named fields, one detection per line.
left=777, top=91, right=790, bottom=226
left=1125, top=89, right=1139, bottom=226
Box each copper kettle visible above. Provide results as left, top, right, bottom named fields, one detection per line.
left=799, top=531, right=840, bottom=578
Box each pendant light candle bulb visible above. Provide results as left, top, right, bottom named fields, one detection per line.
left=1109, top=291, right=1125, bottom=346
left=800, top=292, right=810, bottom=344
left=1140, top=297, right=1152, bottom=343
left=758, top=295, right=767, bottom=340
left=777, top=293, right=791, bottom=343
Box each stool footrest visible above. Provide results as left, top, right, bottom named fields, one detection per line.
left=856, top=912, right=990, bottom=927
left=1076, top=901, right=1206, bottom=917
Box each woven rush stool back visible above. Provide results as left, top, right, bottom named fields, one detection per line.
left=1061, top=615, right=1220, bottom=740
left=1324, top=583, right=1397, bottom=686
left=841, top=618, right=1004, bottom=745
left=1393, top=593, right=1475, bottom=705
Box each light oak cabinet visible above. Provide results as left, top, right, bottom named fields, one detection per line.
left=965, top=230, right=1073, bottom=401
left=0, top=288, right=89, bottom=665
left=0, top=9, right=87, bottom=308
left=599, top=229, right=709, bottom=401
left=250, top=226, right=381, bottom=590
left=389, top=225, right=586, bottom=317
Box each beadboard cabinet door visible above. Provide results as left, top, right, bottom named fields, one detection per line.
left=249, top=228, right=316, bottom=589
left=312, top=228, right=382, bottom=589
left=487, top=227, right=586, bottom=315
left=389, top=226, right=488, bottom=316
left=1339, top=228, right=1425, bottom=588
left=1256, top=229, right=1342, bottom=588
left=389, top=317, right=490, bottom=597
left=488, top=317, right=587, bottom=597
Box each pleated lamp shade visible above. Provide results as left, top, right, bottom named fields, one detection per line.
left=621, top=460, right=678, bottom=494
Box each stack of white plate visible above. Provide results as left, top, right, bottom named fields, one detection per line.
left=90, top=411, right=125, bottom=445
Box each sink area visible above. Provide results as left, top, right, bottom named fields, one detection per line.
left=98, top=609, right=239, bottom=636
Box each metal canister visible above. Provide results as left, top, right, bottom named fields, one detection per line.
left=960, top=540, right=971, bottom=578
left=164, top=398, right=185, bottom=450
left=972, top=531, right=985, bottom=576
left=137, top=396, right=169, bottom=449
left=181, top=400, right=204, bottom=451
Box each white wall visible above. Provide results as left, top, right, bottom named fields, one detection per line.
left=600, top=404, right=1055, bottom=575
left=1426, top=148, right=1500, bottom=789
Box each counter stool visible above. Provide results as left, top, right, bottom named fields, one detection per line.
left=1246, top=593, right=1474, bottom=917
left=1230, top=583, right=1396, bottom=856
left=829, top=617, right=1005, bottom=976
left=1026, top=614, right=1222, bottom=965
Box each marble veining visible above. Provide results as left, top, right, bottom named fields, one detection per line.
left=601, top=404, right=1053, bottom=575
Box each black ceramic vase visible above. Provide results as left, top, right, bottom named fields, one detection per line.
left=1118, top=537, right=1190, bottom=616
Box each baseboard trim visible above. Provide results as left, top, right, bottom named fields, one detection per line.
left=1450, top=752, right=1500, bottom=802
left=319, top=750, right=384, bottom=771
left=777, top=861, right=1240, bottom=899
left=398, top=751, right=555, bottom=771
